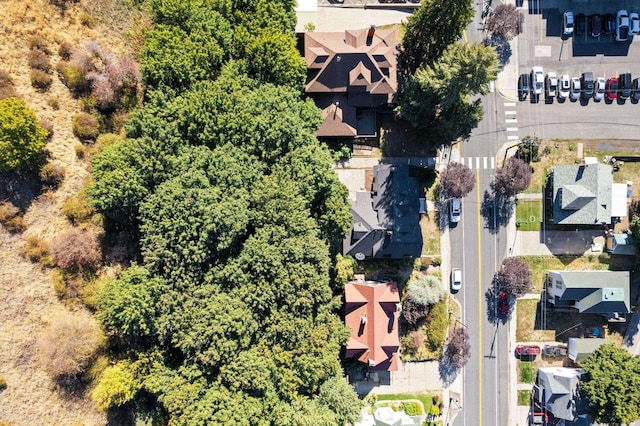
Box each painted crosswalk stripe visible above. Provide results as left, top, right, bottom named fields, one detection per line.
left=483, top=157, right=488, bottom=169
left=468, top=157, right=473, bottom=169
left=491, top=157, right=495, bottom=169
left=506, top=118, right=518, bottom=123
left=476, top=157, right=480, bottom=169
left=504, top=102, right=516, bottom=107
left=505, top=111, right=517, bottom=115
left=506, top=127, right=518, bottom=132
left=508, top=135, right=519, bottom=140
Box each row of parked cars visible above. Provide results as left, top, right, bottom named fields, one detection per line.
left=519, top=68, right=640, bottom=101
left=563, top=10, right=640, bottom=41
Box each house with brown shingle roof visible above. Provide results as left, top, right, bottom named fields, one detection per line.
left=304, top=26, right=398, bottom=138
left=345, top=280, right=400, bottom=371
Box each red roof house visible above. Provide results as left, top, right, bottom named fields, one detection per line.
left=345, top=280, right=400, bottom=371
left=304, top=27, right=398, bottom=138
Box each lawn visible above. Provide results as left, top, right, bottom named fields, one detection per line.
left=376, top=393, right=435, bottom=413
left=515, top=200, right=542, bottom=231
left=420, top=213, right=441, bottom=255
left=516, top=299, right=555, bottom=342
left=518, top=390, right=532, bottom=406
left=520, top=255, right=611, bottom=291
left=524, top=140, right=581, bottom=194
left=519, top=361, right=535, bottom=383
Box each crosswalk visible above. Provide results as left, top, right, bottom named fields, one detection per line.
left=459, top=156, right=496, bottom=170
left=504, top=102, right=519, bottom=142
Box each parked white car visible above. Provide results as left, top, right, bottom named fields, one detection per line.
left=570, top=77, right=581, bottom=101
left=563, top=11, right=574, bottom=35
left=593, top=77, right=606, bottom=101
left=616, top=9, right=630, bottom=41
left=531, top=66, right=544, bottom=96
left=630, top=12, right=640, bottom=35
left=546, top=72, right=558, bottom=98
left=558, top=74, right=570, bottom=99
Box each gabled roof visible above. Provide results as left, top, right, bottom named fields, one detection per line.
left=550, top=164, right=613, bottom=225
left=345, top=281, right=400, bottom=371
left=568, top=338, right=609, bottom=363
left=547, top=270, right=630, bottom=314
left=343, top=165, right=422, bottom=259
left=537, top=367, right=586, bottom=421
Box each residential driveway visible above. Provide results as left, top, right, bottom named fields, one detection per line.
left=510, top=230, right=605, bottom=256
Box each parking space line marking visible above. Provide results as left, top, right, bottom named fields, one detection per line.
left=476, top=157, right=480, bottom=169
left=508, top=135, right=519, bottom=140
left=505, top=111, right=517, bottom=115
left=504, top=102, right=516, bottom=107
left=483, top=157, right=488, bottom=169
left=506, top=127, right=518, bottom=132
left=491, top=157, right=495, bottom=169
left=506, top=118, right=518, bottom=123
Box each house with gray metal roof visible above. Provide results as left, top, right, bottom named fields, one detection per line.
left=545, top=270, right=630, bottom=318
left=536, top=367, right=590, bottom=424
left=568, top=337, right=609, bottom=364
left=343, top=164, right=422, bottom=259
left=548, top=163, right=627, bottom=225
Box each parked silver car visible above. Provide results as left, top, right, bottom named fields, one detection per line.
left=570, top=77, right=581, bottom=101
left=593, top=77, right=606, bottom=101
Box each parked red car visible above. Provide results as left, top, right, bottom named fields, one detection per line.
left=498, top=292, right=510, bottom=315
left=516, top=345, right=541, bottom=356
left=606, top=77, right=619, bottom=99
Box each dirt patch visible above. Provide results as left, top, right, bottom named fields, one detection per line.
left=420, top=213, right=441, bottom=256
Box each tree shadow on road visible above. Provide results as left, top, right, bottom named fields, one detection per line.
left=485, top=278, right=513, bottom=326
left=481, top=190, right=514, bottom=234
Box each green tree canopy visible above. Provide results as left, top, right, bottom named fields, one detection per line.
left=581, top=344, right=640, bottom=425
left=401, top=0, right=474, bottom=75
left=0, top=97, right=48, bottom=171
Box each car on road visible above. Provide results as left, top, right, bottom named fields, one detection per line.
left=591, top=14, right=602, bottom=37
left=606, top=77, right=618, bottom=99
left=619, top=73, right=632, bottom=99
left=449, top=198, right=461, bottom=223
left=545, top=72, right=558, bottom=98
left=616, top=10, right=630, bottom=41
left=518, top=73, right=530, bottom=101
left=631, top=12, right=640, bottom=35
left=516, top=345, right=541, bottom=356
left=604, top=13, right=616, bottom=35
left=594, top=77, right=606, bottom=101
left=451, top=268, right=462, bottom=292
left=632, top=78, right=640, bottom=100
left=570, top=77, right=581, bottom=101
left=558, top=74, right=570, bottom=99
left=576, top=13, right=586, bottom=36
left=531, top=66, right=544, bottom=96
left=563, top=11, right=574, bottom=35
left=498, top=292, right=510, bottom=315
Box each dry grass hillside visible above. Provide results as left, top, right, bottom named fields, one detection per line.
left=0, top=0, right=142, bottom=424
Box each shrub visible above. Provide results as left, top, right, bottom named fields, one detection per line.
left=62, top=188, right=96, bottom=225
left=30, top=69, right=53, bottom=91
left=0, top=202, right=26, bottom=233
left=72, top=112, right=100, bottom=141
left=50, top=227, right=102, bottom=270
left=411, top=330, right=424, bottom=348
left=27, top=35, right=50, bottom=54
left=27, top=49, right=51, bottom=72
left=0, top=98, right=48, bottom=171
left=47, top=96, right=60, bottom=110
left=21, top=235, right=55, bottom=267
left=426, top=300, right=448, bottom=352
left=36, top=310, right=102, bottom=377
left=0, top=69, right=16, bottom=99
left=0, top=377, right=6, bottom=391
left=39, top=162, right=65, bottom=188
left=406, top=274, right=444, bottom=307
left=402, top=401, right=422, bottom=416
left=402, top=298, right=430, bottom=325
left=74, top=143, right=86, bottom=158
left=78, top=12, right=95, bottom=27
left=52, top=269, right=67, bottom=299
left=58, top=41, right=73, bottom=60
left=39, top=118, right=54, bottom=138
left=56, top=60, right=90, bottom=94
left=91, top=362, right=138, bottom=410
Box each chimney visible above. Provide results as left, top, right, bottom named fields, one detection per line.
left=367, top=25, right=376, bottom=46
left=360, top=315, right=368, bottom=325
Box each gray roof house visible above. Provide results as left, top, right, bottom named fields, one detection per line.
left=343, top=164, right=422, bottom=259
left=545, top=270, right=630, bottom=317
left=605, top=232, right=636, bottom=256
left=568, top=337, right=609, bottom=364
left=536, top=367, right=590, bottom=424
left=549, top=164, right=627, bottom=225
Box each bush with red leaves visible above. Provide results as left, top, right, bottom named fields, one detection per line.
left=50, top=228, right=102, bottom=270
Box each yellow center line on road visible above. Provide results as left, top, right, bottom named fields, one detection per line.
left=476, top=170, right=483, bottom=425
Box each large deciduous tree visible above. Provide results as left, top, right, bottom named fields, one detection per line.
left=493, top=157, right=532, bottom=196
left=406, top=274, right=444, bottom=307
left=486, top=4, right=525, bottom=41
left=444, top=326, right=471, bottom=369
left=439, top=162, right=475, bottom=198
left=0, top=97, right=48, bottom=171
left=401, top=0, right=474, bottom=75
left=581, top=344, right=640, bottom=425
left=398, top=43, right=498, bottom=143
left=496, top=257, right=531, bottom=297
